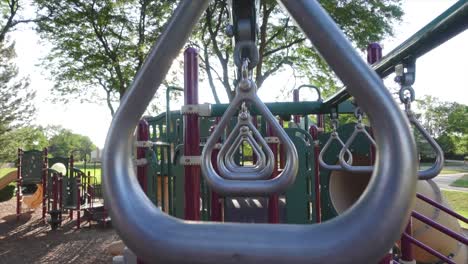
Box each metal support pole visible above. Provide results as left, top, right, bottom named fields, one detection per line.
left=210, top=122, right=223, bottom=222
left=16, top=148, right=22, bottom=221
left=76, top=177, right=81, bottom=229
left=309, top=125, right=321, bottom=223
left=183, top=47, right=201, bottom=221
left=367, top=43, right=381, bottom=166
left=279, top=119, right=285, bottom=169
left=69, top=156, right=74, bottom=220
left=400, top=221, right=414, bottom=262
left=58, top=173, right=63, bottom=223
left=267, top=124, right=279, bottom=224
left=42, top=148, right=48, bottom=221
left=137, top=120, right=150, bottom=193
left=293, top=89, right=301, bottom=124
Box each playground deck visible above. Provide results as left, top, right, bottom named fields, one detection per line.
left=0, top=197, right=118, bottom=264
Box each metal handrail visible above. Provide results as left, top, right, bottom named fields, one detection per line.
left=102, top=0, right=417, bottom=262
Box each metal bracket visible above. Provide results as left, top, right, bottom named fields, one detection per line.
left=134, top=158, right=148, bottom=166
left=135, top=141, right=154, bottom=148
left=264, top=137, right=280, bottom=144
left=180, top=155, right=201, bottom=165
left=180, top=103, right=211, bottom=116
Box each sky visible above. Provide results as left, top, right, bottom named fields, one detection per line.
left=10, top=0, right=468, bottom=148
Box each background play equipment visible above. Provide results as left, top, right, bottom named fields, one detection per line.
left=15, top=148, right=108, bottom=230
left=105, top=0, right=468, bottom=263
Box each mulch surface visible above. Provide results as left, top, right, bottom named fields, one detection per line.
left=0, top=197, right=119, bottom=264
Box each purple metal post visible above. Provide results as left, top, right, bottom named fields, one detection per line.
left=293, top=89, right=301, bottom=124
left=279, top=119, right=285, bottom=169
left=69, top=156, right=74, bottom=220
left=417, top=193, right=468, bottom=224
left=16, top=148, right=22, bottom=221
left=42, top=148, right=48, bottom=221
left=137, top=120, right=150, bottom=193
left=400, top=221, right=414, bottom=262
left=412, top=211, right=468, bottom=245
left=402, top=233, right=456, bottom=264
left=183, top=47, right=200, bottom=221
left=366, top=44, right=381, bottom=164
left=367, top=43, right=382, bottom=64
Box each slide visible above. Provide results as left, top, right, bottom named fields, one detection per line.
left=23, top=184, right=43, bottom=209
left=0, top=170, right=17, bottom=190
left=328, top=158, right=467, bottom=263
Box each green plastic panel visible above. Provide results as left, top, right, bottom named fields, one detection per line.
left=21, top=150, right=44, bottom=184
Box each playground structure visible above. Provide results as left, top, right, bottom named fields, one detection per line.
left=14, top=148, right=107, bottom=229
left=104, top=1, right=468, bottom=264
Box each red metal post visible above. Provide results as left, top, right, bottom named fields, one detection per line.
left=69, top=155, right=74, bottom=220
left=293, top=89, right=301, bottom=124
left=76, top=176, right=81, bottom=229
left=366, top=43, right=381, bottom=165
left=367, top=42, right=382, bottom=65
left=137, top=120, right=150, bottom=193
left=309, top=125, right=321, bottom=223
left=52, top=173, right=58, bottom=214
left=58, top=173, right=63, bottom=223
left=279, top=119, right=285, bottom=169
left=401, top=221, right=414, bottom=262
left=42, top=148, right=48, bottom=221
left=183, top=47, right=201, bottom=221
left=16, top=148, right=22, bottom=221
left=267, top=124, right=280, bottom=223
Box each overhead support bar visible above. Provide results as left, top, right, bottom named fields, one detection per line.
left=324, top=0, right=468, bottom=107
left=211, top=100, right=355, bottom=116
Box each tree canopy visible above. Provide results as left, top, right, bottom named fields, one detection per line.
left=33, top=0, right=177, bottom=116
left=195, top=0, right=404, bottom=102
left=415, top=95, right=467, bottom=158
left=48, top=128, right=96, bottom=161
left=1, top=0, right=36, bottom=137
left=33, top=0, right=403, bottom=114
left=0, top=126, right=48, bottom=162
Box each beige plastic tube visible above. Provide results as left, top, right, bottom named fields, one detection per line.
left=329, top=156, right=467, bottom=263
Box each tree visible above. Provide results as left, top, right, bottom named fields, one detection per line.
left=48, top=128, right=96, bottom=160
left=1, top=1, right=36, bottom=137
left=0, top=126, right=48, bottom=162
left=195, top=0, right=404, bottom=101
left=1, top=0, right=42, bottom=43
left=33, top=0, right=178, bottom=116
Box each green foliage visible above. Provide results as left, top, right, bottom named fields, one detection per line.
left=48, top=128, right=96, bottom=160
left=33, top=0, right=178, bottom=116
left=1, top=1, right=37, bottom=139
left=0, top=184, right=15, bottom=202
left=196, top=0, right=404, bottom=100
left=0, top=42, right=36, bottom=136
left=416, top=95, right=468, bottom=157
left=0, top=126, right=48, bottom=162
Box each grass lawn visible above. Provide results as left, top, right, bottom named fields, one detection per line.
left=450, top=174, right=468, bottom=188
left=0, top=168, right=16, bottom=180
left=442, top=190, right=468, bottom=229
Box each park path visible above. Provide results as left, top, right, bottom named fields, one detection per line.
left=433, top=173, right=467, bottom=192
